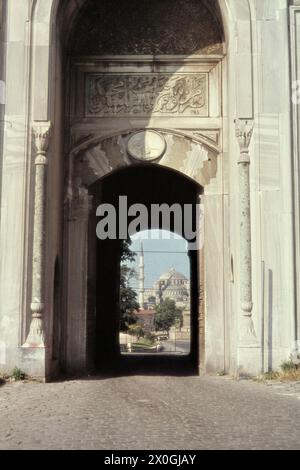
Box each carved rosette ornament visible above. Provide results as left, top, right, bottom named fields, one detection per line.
left=23, top=122, right=51, bottom=348
left=127, top=131, right=166, bottom=162
left=235, top=119, right=257, bottom=345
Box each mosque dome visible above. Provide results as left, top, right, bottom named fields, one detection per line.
left=145, top=267, right=190, bottom=308
left=159, top=267, right=188, bottom=282
left=156, top=267, right=189, bottom=303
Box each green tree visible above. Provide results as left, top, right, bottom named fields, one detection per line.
left=154, top=298, right=183, bottom=332
left=120, top=239, right=140, bottom=332
left=127, top=324, right=145, bottom=339
left=121, top=238, right=136, bottom=263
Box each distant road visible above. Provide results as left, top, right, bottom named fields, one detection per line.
left=160, top=339, right=190, bottom=354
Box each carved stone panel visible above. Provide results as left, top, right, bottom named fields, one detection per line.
left=86, top=73, right=208, bottom=117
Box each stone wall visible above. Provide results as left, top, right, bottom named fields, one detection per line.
left=0, top=0, right=6, bottom=224
left=0, top=0, right=34, bottom=374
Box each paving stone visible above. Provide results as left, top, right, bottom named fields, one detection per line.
left=0, top=376, right=299, bottom=450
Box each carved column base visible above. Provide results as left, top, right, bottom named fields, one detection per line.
left=23, top=304, right=45, bottom=348
left=239, top=314, right=258, bottom=346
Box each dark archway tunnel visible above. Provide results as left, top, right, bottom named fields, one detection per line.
left=88, top=164, right=202, bottom=375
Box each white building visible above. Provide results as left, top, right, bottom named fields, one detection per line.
left=145, top=267, right=190, bottom=310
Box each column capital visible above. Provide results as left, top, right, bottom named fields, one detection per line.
left=235, top=119, right=254, bottom=154
left=32, top=122, right=52, bottom=161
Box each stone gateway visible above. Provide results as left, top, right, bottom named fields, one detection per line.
left=0, top=0, right=300, bottom=380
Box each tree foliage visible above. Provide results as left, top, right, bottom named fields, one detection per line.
left=121, top=238, right=136, bottom=263
left=120, top=239, right=139, bottom=332
left=127, top=324, right=145, bottom=339
left=154, top=298, right=183, bottom=332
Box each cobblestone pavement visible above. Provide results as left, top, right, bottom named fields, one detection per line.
left=0, top=375, right=300, bottom=450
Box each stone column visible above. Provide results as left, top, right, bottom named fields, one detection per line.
left=235, top=119, right=257, bottom=345
left=23, top=122, right=51, bottom=348
left=65, top=181, right=93, bottom=372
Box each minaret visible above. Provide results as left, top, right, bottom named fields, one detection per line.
left=138, top=242, right=145, bottom=308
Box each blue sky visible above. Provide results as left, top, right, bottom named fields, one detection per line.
left=128, top=230, right=190, bottom=291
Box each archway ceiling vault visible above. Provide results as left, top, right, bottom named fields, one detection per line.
left=64, top=0, right=225, bottom=56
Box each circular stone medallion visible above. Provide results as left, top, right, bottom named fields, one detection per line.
left=127, top=130, right=166, bottom=162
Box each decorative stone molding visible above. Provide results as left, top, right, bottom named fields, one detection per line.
left=23, top=122, right=51, bottom=348
left=68, top=129, right=220, bottom=191
left=70, top=128, right=221, bottom=157
left=180, top=142, right=209, bottom=180
left=235, top=119, right=257, bottom=344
